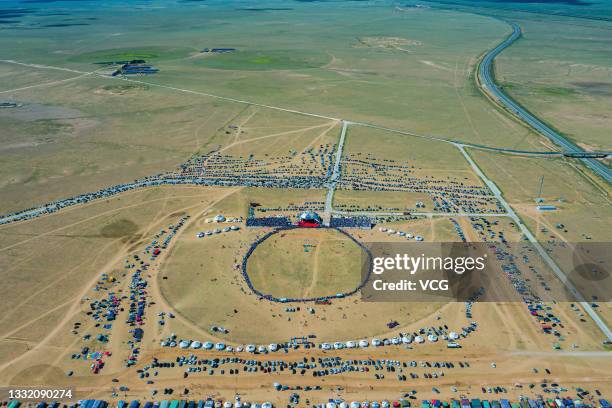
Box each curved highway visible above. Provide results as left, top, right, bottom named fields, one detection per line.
left=478, top=22, right=612, bottom=183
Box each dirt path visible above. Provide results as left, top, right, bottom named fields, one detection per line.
left=217, top=122, right=334, bottom=154
left=0, top=188, right=238, bottom=375
left=0, top=188, right=220, bottom=252
left=149, top=187, right=245, bottom=343
left=302, top=237, right=322, bottom=298
left=232, top=107, right=258, bottom=144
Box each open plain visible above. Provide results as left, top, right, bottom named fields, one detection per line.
left=0, top=0, right=610, bottom=407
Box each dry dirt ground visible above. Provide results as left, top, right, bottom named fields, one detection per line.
left=0, top=184, right=609, bottom=406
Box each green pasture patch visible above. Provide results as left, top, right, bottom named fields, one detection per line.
left=196, top=49, right=330, bottom=71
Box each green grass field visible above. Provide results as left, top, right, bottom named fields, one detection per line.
left=1, top=0, right=593, bottom=215
left=196, top=50, right=330, bottom=71
left=246, top=227, right=364, bottom=299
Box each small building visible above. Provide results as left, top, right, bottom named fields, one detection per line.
left=112, top=63, right=159, bottom=76
left=297, top=211, right=322, bottom=227
left=202, top=48, right=236, bottom=53
left=537, top=205, right=557, bottom=211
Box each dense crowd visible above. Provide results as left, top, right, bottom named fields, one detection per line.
left=329, top=216, right=372, bottom=229
left=0, top=146, right=507, bottom=226
left=338, top=154, right=504, bottom=214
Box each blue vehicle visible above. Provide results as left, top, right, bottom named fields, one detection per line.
left=128, top=400, right=140, bottom=408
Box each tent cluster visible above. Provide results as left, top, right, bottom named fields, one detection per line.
left=162, top=322, right=478, bottom=357
left=197, top=225, right=240, bottom=238
left=379, top=227, right=424, bottom=241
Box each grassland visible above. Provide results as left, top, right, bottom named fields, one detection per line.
left=0, top=0, right=610, bottom=401
left=469, top=149, right=611, bottom=242
left=0, top=70, right=243, bottom=214
left=69, top=46, right=195, bottom=64
left=196, top=50, right=330, bottom=71
left=0, top=185, right=234, bottom=370
left=470, top=148, right=611, bottom=310
left=201, top=105, right=339, bottom=158
left=247, top=228, right=364, bottom=299
left=342, top=125, right=481, bottom=181
left=333, top=189, right=435, bottom=213
left=0, top=182, right=609, bottom=402
left=0, top=0, right=585, bottom=217
left=0, top=1, right=550, bottom=162
left=496, top=17, right=612, bottom=151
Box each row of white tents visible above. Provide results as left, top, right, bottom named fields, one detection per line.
left=196, top=225, right=240, bottom=238
left=164, top=331, right=462, bottom=353
left=321, top=401, right=397, bottom=408
left=379, top=227, right=424, bottom=241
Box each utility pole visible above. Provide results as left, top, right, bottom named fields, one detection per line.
left=536, top=175, right=544, bottom=201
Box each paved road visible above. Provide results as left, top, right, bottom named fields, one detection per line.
left=331, top=210, right=510, bottom=218
left=4, top=58, right=603, bottom=161
left=478, top=22, right=612, bottom=183
left=324, top=120, right=349, bottom=222
left=458, top=144, right=612, bottom=342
